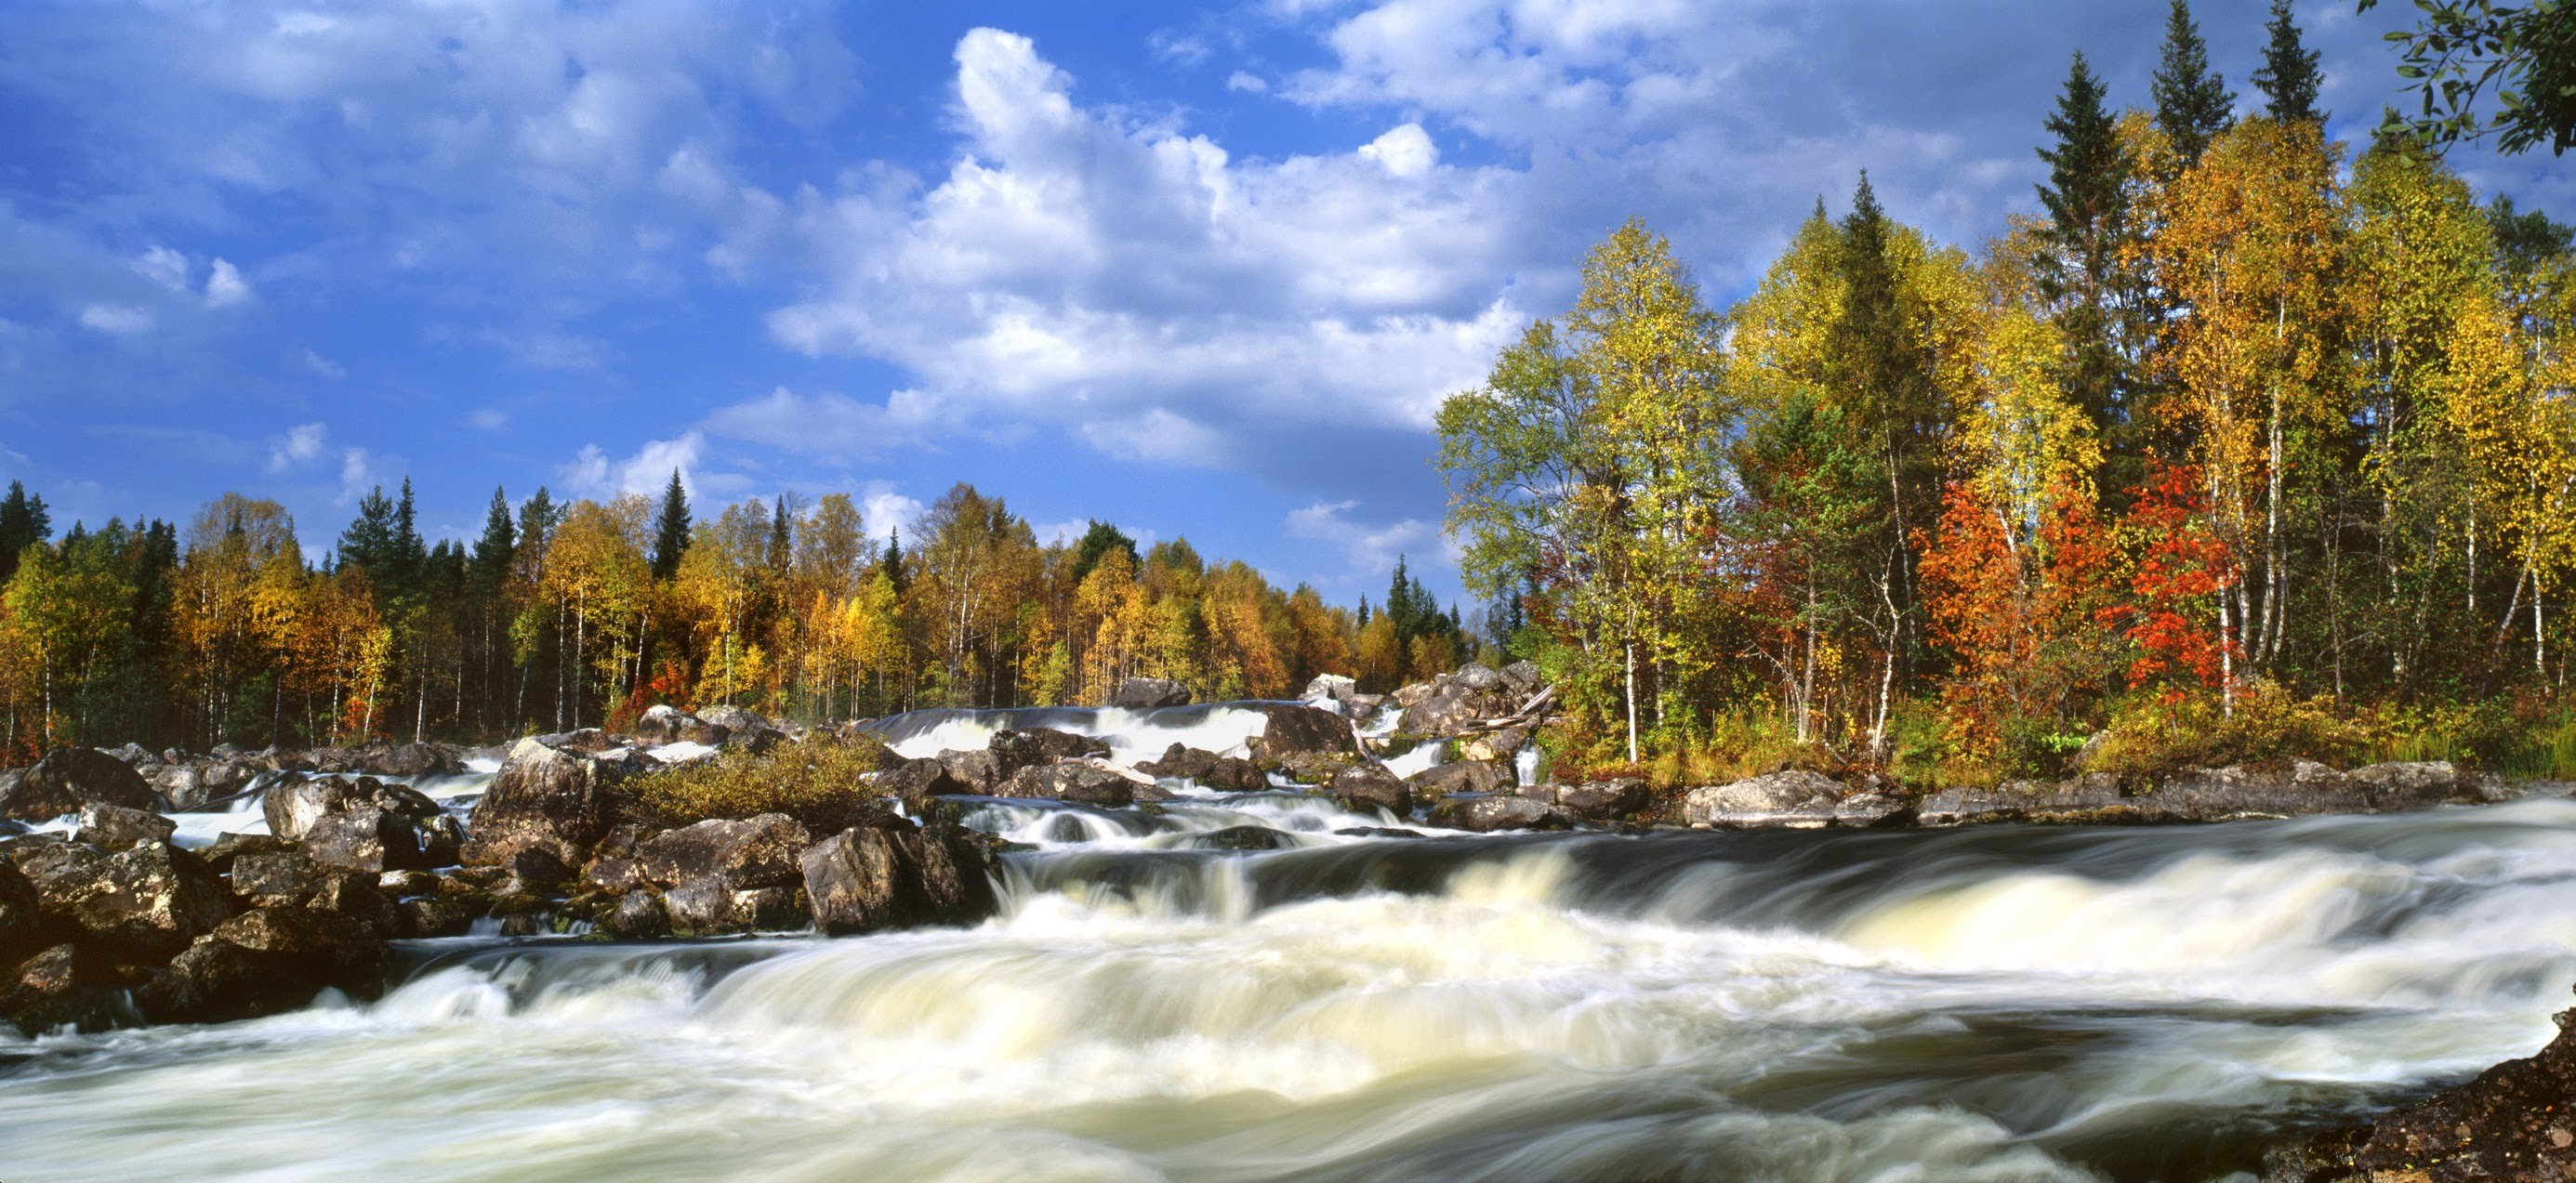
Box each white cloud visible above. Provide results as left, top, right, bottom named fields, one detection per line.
left=204, top=258, right=254, bottom=308
left=1032, top=518, right=1090, bottom=548
left=859, top=480, right=923, bottom=542
left=337, top=445, right=379, bottom=502
left=297, top=347, right=345, bottom=379
left=267, top=420, right=328, bottom=473
left=135, top=245, right=191, bottom=292
left=561, top=431, right=712, bottom=501
left=77, top=304, right=152, bottom=335
left=1285, top=499, right=1441, bottom=581
left=1357, top=122, right=1437, bottom=177
left=1225, top=71, right=1268, bottom=94
left=467, top=407, right=508, bottom=430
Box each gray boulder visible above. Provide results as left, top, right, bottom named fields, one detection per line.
left=462, top=737, right=647, bottom=866
left=636, top=814, right=812, bottom=891
left=2349, top=761, right=2470, bottom=811
left=996, top=761, right=1143, bottom=808
left=1427, top=794, right=1567, bottom=833
left=1329, top=762, right=1413, bottom=817
left=1254, top=703, right=1360, bottom=762
left=801, top=821, right=997, bottom=937
left=989, top=728, right=1111, bottom=772
left=1134, top=744, right=1267, bottom=792
left=1547, top=778, right=1649, bottom=821
left=301, top=806, right=424, bottom=874
left=30, top=841, right=232, bottom=960
left=1408, top=759, right=1513, bottom=801
left=0, top=860, right=41, bottom=971
left=136, top=938, right=318, bottom=1026
left=75, top=802, right=176, bottom=850
left=1917, top=776, right=2133, bottom=827
left=1683, top=770, right=1904, bottom=829
left=1, top=747, right=162, bottom=822
left=936, top=748, right=1008, bottom=794
left=599, top=890, right=671, bottom=940
left=1108, top=677, right=1192, bottom=709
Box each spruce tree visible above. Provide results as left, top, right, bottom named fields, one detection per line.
left=1070, top=519, right=1138, bottom=583
left=2251, top=0, right=2323, bottom=124
left=878, top=527, right=907, bottom=594
left=0, top=480, right=52, bottom=583
left=391, top=477, right=426, bottom=594
left=471, top=487, right=515, bottom=585
left=767, top=493, right=793, bottom=573
left=2152, top=0, right=2236, bottom=164
left=337, top=485, right=398, bottom=574
left=651, top=469, right=690, bottom=582
left=2035, top=50, right=2132, bottom=440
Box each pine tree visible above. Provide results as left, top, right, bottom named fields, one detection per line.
left=471, top=487, right=515, bottom=585
left=0, top=480, right=52, bottom=583
left=767, top=493, right=793, bottom=574
left=2152, top=0, right=2237, bottom=164
left=878, top=527, right=907, bottom=595
left=337, top=486, right=398, bottom=575
left=1070, top=520, right=1138, bottom=584
left=2035, top=50, right=2133, bottom=440
left=651, top=469, right=690, bottom=582
left=2251, top=0, right=2323, bottom=124
left=390, top=477, right=426, bottom=595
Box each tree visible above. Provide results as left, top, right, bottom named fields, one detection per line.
left=2252, top=0, right=2325, bottom=124
left=651, top=469, right=691, bottom=583
left=1070, top=520, right=1138, bottom=584
left=2153, top=0, right=2237, bottom=165
left=2361, top=0, right=2576, bottom=155
left=337, top=486, right=399, bottom=577
left=2035, top=51, right=2134, bottom=442
left=0, top=481, right=52, bottom=585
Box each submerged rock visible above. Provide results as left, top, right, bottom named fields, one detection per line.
left=1185, top=825, right=1292, bottom=851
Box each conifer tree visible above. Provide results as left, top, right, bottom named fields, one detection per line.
left=651, top=469, right=690, bottom=583
left=2035, top=50, right=2132, bottom=440
left=471, top=487, right=515, bottom=585
left=2250, top=0, right=2323, bottom=125
left=2152, top=0, right=2237, bottom=164
left=0, top=480, right=52, bottom=584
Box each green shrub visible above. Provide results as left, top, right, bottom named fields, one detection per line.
left=2090, top=683, right=2375, bottom=777
left=634, top=734, right=903, bottom=833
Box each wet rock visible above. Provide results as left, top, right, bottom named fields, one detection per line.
left=1916, top=776, right=2135, bottom=826
left=1254, top=703, right=1361, bottom=761
left=301, top=806, right=424, bottom=874
left=599, top=890, right=671, bottom=940
left=936, top=748, right=1007, bottom=793
left=100, top=742, right=159, bottom=768
left=636, top=814, right=811, bottom=891
left=1107, top=677, right=1191, bottom=709
left=1273, top=750, right=1361, bottom=785
left=996, top=760, right=1142, bottom=808
left=1427, top=794, right=1566, bottom=832
left=462, top=737, right=646, bottom=867
left=1549, top=778, right=1650, bottom=821
left=209, top=904, right=385, bottom=996
left=1683, top=770, right=1896, bottom=829
left=395, top=896, right=473, bottom=939
left=76, top=802, right=177, bottom=850
left=150, top=759, right=259, bottom=811
left=136, top=938, right=321, bottom=1026
left=1408, top=759, right=1513, bottom=800
left=2137, top=762, right=2368, bottom=822
left=3, top=943, right=127, bottom=1035
left=989, top=727, right=1111, bottom=772
left=2, top=746, right=162, bottom=822
left=1329, top=762, right=1413, bottom=818
left=2348, top=761, right=2470, bottom=812
left=0, top=860, right=42, bottom=970
left=661, top=875, right=745, bottom=935
left=800, top=822, right=997, bottom=937
left=2266, top=981, right=2576, bottom=1180
left=1186, top=825, right=1292, bottom=851
left=261, top=775, right=364, bottom=841
left=31, top=840, right=232, bottom=960
left=1333, top=826, right=1422, bottom=840
left=1303, top=673, right=1359, bottom=706
left=1134, top=744, right=1267, bottom=792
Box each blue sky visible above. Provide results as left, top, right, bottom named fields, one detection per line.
left=1, top=1, right=2567, bottom=611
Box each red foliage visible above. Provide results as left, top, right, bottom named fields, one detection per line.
left=1921, top=477, right=2115, bottom=752
left=2099, top=460, right=2239, bottom=701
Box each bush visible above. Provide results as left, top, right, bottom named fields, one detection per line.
left=2089, top=683, right=2373, bottom=777
left=633, top=734, right=903, bottom=833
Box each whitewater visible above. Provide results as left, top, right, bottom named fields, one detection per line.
left=5, top=704, right=2574, bottom=1181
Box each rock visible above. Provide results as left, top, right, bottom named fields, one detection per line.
left=462, top=737, right=644, bottom=867
left=151, top=759, right=259, bottom=811
left=2137, top=762, right=2368, bottom=822
left=1395, top=670, right=1522, bottom=740
left=30, top=841, right=232, bottom=960
left=699, top=705, right=783, bottom=752
left=801, top=822, right=998, bottom=937
left=396, top=897, right=474, bottom=939
left=1458, top=729, right=1529, bottom=763
left=135, top=938, right=322, bottom=1026
left=192, top=833, right=289, bottom=876
left=661, top=875, right=745, bottom=935
left=1303, top=674, right=1359, bottom=704
left=376, top=870, right=440, bottom=897
left=1427, top=794, right=1567, bottom=832
left=261, top=775, right=364, bottom=841
left=500, top=845, right=573, bottom=893
left=936, top=748, right=1008, bottom=794
left=2266, top=981, right=2576, bottom=1180
left=1683, top=770, right=1886, bottom=829
left=989, top=728, right=1112, bottom=771
left=1550, top=778, right=1650, bottom=821
left=2, top=746, right=163, bottom=822
left=2, top=943, right=126, bottom=1035
left=867, top=757, right=968, bottom=809
left=2349, top=760, right=2470, bottom=811
left=306, top=874, right=400, bottom=939
left=302, top=806, right=424, bottom=874
left=1107, top=677, right=1192, bottom=709
left=1185, top=825, right=1293, bottom=851
left=76, top=802, right=177, bottom=850
left=1134, top=744, right=1268, bottom=792
left=0, top=860, right=42, bottom=970
left=1499, top=661, right=1542, bottom=693
left=208, top=904, right=385, bottom=995
left=630, top=703, right=695, bottom=743
left=1408, top=759, right=1513, bottom=801
left=366, top=743, right=460, bottom=780
left=1329, top=762, right=1413, bottom=817
left=417, top=814, right=463, bottom=868
left=1916, top=776, right=2135, bottom=826
left=101, top=742, right=160, bottom=768
left=737, top=886, right=807, bottom=931
left=636, top=814, right=812, bottom=891
left=599, top=890, right=671, bottom=939
left=996, top=761, right=1143, bottom=808
left=1254, top=703, right=1360, bottom=761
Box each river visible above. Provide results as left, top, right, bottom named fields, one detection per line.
left=4, top=704, right=2573, bottom=1181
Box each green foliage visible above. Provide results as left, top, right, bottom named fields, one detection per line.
left=2362, top=0, right=2576, bottom=156
left=633, top=734, right=900, bottom=833
left=2151, top=0, right=2236, bottom=164
left=2089, top=685, right=2377, bottom=777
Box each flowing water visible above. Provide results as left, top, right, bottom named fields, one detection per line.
left=7, top=705, right=2576, bottom=1181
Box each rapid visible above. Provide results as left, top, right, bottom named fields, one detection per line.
left=5, top=704, right=2575, bottom=1181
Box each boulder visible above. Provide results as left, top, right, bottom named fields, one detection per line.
left=699, top=705, right=783, bottom=752
left=1303, top=673, right=1359, bottom=703
left=737, top=886, right=808, bottom=931
left=599, top=890, right=672, bottom=940
left=2135, top=761, right=2367, bottom=822
left=800, top=821, right=998, bottom=937
left=151, top=759, right=259, bottom=811
left=1329, top=762, right=1413, bottom=818
left=462, top=737, right=646, bottom=867
left=1185, top=825, right=1292, bottom=851
left=1254, top=703, right=1360, bottom=762
left=2349, top=760, right=2470, bottom=811
left=1457, top=729, right=1530, bottom=763
left=1916, top=776, right=2135, bottom=826
left=196, top=833, right=296, bottom=875
left=1427, top=794, right=1567, bottom=833
left=101, top=742, right=160, bottom=768
left=1395, top=668, right=1522, bottom=739
left=76, top=802, right=177, bottom=850
left=1549, top=778, right=1650, bottom=821
left=301, top=806, right=424, bottom=874
left=261, top=776, right=365, bottom=841
left=0, top=860, right=42, bottom=970
left=498, top=845, right=573, bottom=894
left=395, top=897, right=473, bottom=939
left=417, top=814, right=463, bottom=868
left=2, top=943, right=126, bottom=1036
left=636, top=814, right=812, bottom=891
left=366, top=743, right=460, bottom=780
left=31, top=841, right=232, bottom=960
left=996, top=761, right=1143, bottom=808
left=936, top=748, right=1008, bottom=794
left=2, top=746, right=162, bottom=822
left=208, top=904, right=386, bottom=996
left=1134, top=743, right=1268, bottom=792
left=630, top=703, right=696, bottom=743
left=660, top=875, right=745, bottom=935
left=1107, top=677, right=1192, bottom=709
left=1683, top=770, right=1900, bottom=830
left=1499, top=661, right=1543, bottom=693
left=1407, top=759, right=1513, bottom=801
left=867, top=757, right=968, bottom=810
left=988, top=728, right=1111, bottom=772
left=135, top=938, right=321, bottom=1026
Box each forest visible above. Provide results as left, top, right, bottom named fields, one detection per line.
left=1436, top=2, right=2576, bottom=782
left=0, top=473, right=1477, bottom=760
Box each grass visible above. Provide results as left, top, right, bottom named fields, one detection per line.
left=632, top=733, right=903, bottom=832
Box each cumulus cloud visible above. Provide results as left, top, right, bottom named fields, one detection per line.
left=77, top=304, right=152, bottom=335
left=859, top=480, right=923, bottom=540
left=1285, top=499, right=1443, bottom=582
left=337, top=445, right=380, bottom=502
left=204, top=258, right=254, bottom=308
left=135, top=245, right=191, bottom=292
left=561, top=431, right=730, bottom=502
left=297, top=348, right=345, bottom=379
left=1225, top=71, right=1268, bottom=94
left=267, top=420, right=328, bottom=473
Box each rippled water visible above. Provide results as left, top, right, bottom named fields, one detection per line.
left=7, top=713, right=2574, bottom=1181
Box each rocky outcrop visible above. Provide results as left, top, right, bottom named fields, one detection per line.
left=462, top=737, right=649, bottom=866
left=1426, top=794, right=1567, bottom=832
left=800, top=821, right=997, bottom=936
left=25, top=841, right=231, bottom=960
left=1535, top=778, right=1650, bottom=822
left=1407, top=759, right=1513, bottom=800
left=1254, top=703, right=1361, bottom=763
left=1134, top=744, right=1267, bottom=792
left=1328, top=762, right=1413, bottom=817
left=635, top=814, right=811, bottom=891
left=1, top=747, right=162, bottom=822
left=1107, top=677, right=1191, bottom=709
left=2266, top=983, right=2576, bottom=1180
left=1682, top=771, right=1909, bottom=830
left=995, top=760, right=1145, bottom=808
left=76, top=802, right=178, bottom=850
left=1918, top=761, right=2490, bottom=828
